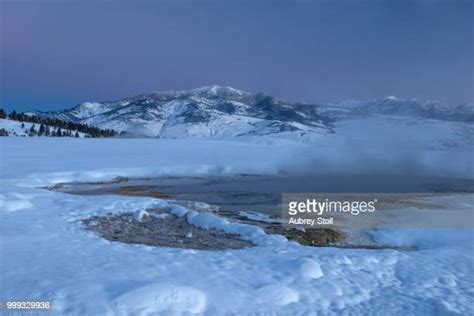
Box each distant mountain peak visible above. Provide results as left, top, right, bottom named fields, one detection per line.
left=335, top=99, right=366, bottom=108
left=191, top=85, right=249, bottom=96
left=145, top=85, right=251, bottom=100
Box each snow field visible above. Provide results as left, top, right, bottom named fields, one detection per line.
left=0, top=137, right=472, bottom=315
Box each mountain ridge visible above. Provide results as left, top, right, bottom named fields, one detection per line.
left=27, top=85, right=473, bottom=139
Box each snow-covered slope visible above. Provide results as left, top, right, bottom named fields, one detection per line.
left=28, top=86, right=473, bottom=144
left=0, top=118, right=88, bottom=137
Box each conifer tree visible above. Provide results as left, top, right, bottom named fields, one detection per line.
left=29, top=124, right=36, bottom=136
left=9, top=110, right=17, bottom=120
left=38, top=124, right=45, bottom=136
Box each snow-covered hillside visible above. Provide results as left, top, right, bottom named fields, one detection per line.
left=0, top=118, right=87, bottom=137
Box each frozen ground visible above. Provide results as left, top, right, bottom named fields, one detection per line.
left=0, top=137, right=473, bottom=315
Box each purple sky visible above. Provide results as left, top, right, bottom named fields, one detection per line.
left=1, top=0, right=473, bottom=111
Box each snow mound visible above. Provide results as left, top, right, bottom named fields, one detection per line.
left=298, top=258, right=324, bottom=279
left=113, top=283, right=207, bottom=314
left=171, top=204, right=287, bottom=247
left=256, top=283, right=299, bottom=306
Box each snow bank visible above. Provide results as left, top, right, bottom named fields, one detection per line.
left=170, top=205, right=287, bottom=246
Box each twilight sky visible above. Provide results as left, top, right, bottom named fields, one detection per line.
left=0, top=0, right=473, bottom=112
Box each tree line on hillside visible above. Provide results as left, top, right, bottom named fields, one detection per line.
left=0, top=108, right=118, bottom=137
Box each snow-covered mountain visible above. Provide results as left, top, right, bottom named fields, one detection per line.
left=29, top=86, right=333, bottom=139
left=28, top=86, right=473, bottom=145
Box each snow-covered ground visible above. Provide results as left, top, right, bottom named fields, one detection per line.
left=0, top=137, right=473, bottom=315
